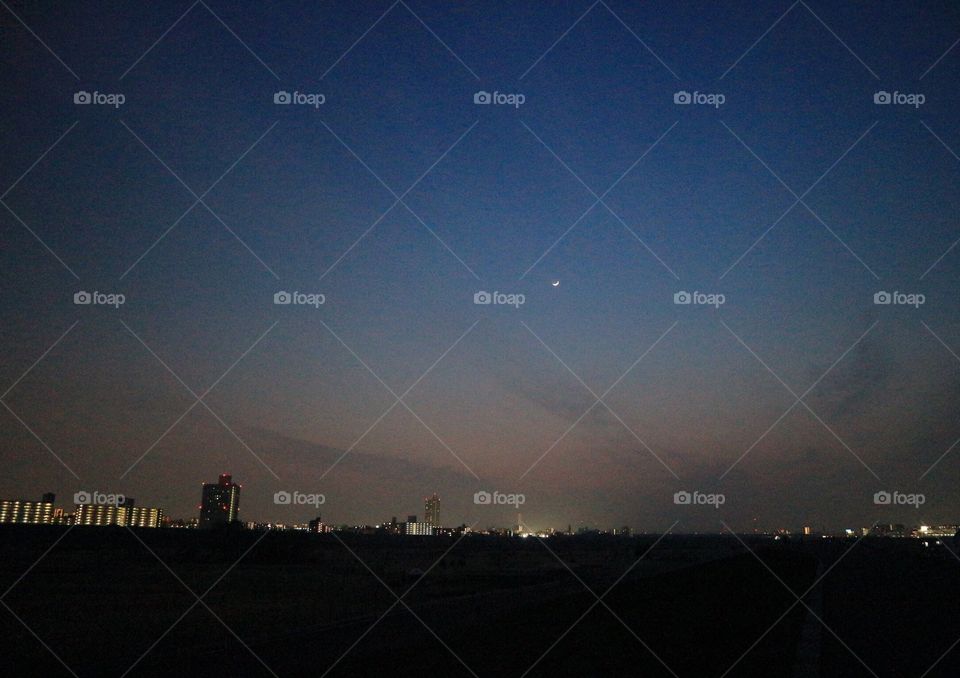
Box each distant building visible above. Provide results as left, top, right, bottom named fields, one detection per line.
left=916, top=525, right=959, bottom=538
left=0, top=495, right=55, bottom=524
left=162, top=517, right=195, bottom=529
left=199, top=473, right=241, bottom=528
left=424, top=493, right=440, bottom=528
left=870, top=523, right=907, bottom=538
left=74, top=501, right=163, bottom=528
left=74, top=505, right=113, bottom=526
left=74, top=496, right=129, bottom=526
left=434, top=525, right=466, bottom=537
left=381, top=516, right=403, bottom=534
left=309, top=515, right=330, bottom=533
left=125, top=507, right=163, bottom=528
left=405, top=516, right=432, bottom=536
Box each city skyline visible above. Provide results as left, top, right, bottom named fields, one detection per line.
left=1, top=478, right=953, bottom=537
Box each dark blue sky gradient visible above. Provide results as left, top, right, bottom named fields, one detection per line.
left=2, top=1, right=960, bottom=531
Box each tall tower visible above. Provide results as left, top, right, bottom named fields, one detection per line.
left=199, top=473, right=241, bottom=528
left=424, top=493, right=440, bottom=528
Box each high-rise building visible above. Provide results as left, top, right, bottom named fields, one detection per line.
left=0, top=495, right=55, bottom=524
left=424, top=493, right=440, bottom=528
left=199, top=473, right=241, bottom=528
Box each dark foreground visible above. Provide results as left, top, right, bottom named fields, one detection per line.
left=0, top=527, right=957, bottom=677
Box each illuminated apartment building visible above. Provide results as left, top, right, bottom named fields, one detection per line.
left=74, top=503, right=164, bottom=528
left=124, top=506, right=164, bottom=528
left=405, top=516, right=433, bottom=536
left=0, top=495, right=55, bottom=524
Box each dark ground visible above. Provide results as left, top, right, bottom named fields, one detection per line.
left=0, top=527, right=956, bottom=677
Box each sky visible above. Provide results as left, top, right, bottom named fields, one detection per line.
left=1, top=0, right=960, bottom=532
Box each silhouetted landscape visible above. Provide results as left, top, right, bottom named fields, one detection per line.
left=1, top=527, right=959, bottom=676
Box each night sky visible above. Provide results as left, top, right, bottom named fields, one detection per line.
left=2, top=0, right=959, bottom=532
